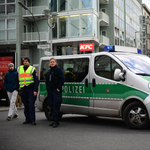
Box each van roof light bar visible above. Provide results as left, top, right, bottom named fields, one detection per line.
left=104, top=45, right=142, bottom=54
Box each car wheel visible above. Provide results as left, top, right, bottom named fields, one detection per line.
left=44, top=100, right=52, bottom=121
left=123, top=102, right=149, bottom=129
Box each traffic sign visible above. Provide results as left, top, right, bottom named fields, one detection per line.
left=37, top=44, right=50, bottom=49
left=44, top=51, right=52, bottom=56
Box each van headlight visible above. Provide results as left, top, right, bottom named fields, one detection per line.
left=148, top=83, right=150, bottom=89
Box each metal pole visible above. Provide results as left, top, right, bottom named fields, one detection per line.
left=51, top=26, right=52, bottom=52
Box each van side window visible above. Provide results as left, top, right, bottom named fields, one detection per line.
left=40, top=60, right=49, bottom=80
left=57, top=58, right=89, bottom=82
left=94, top=55, right=122, bottom=80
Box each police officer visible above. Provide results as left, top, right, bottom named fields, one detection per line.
left=46, top=57, right=65, bottom=128
left=16, top=57, right=39, bottom=125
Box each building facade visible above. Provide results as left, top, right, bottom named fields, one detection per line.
left=143, top=4, right=150, bottom=57
left=0, top=0, right=143, bottom=71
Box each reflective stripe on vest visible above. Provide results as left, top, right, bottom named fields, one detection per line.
left=18, top=65, right=35, bottom=88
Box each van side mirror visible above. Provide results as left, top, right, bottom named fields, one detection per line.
left=114, top=69, right=126, bottom=81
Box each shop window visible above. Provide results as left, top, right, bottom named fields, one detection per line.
left=94, top=55, right=122, bottom=80
left=69, top=0, right=79, bottom=11
left=69, top=15, right=79, bottom=37
left=80, top=0, right=92, bottom=10
left=49, top=0, right=57, bottom=12
left=58, top=0, right=68, bottom=12
left=59, top=16, right=68, bottom=38
left=81, top=14, right=92, bottom=37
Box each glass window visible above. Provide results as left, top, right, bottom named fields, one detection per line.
left=95, top=55, right=122, bottom=80
left=0, top=5, right=5, bottom=15
left=69, top=15, right=79, bottom=37
left=81, top=14, right=92, bottom=37
left=7, top=19, right=15, bottom=29
left=69, top=0, right=79, bottom=11
left=93, top=14, right=97, bottom=37
left=40, top=58, right=89, bottom=82
left=7, top=4, right=15, bottom=14
left=0, top=20, right=5, bottom=29
left=57, top=58, right=89, bottom=82
left=0, top=0, right=5, bottom=3
left=59, top=16, right=68, bottom=38
left=7, top=0, right=15, bottom=3
left=49, top=0, right=57, bottom=12
left=80, top=0, right=92, bottom=9
left=7, top=30, right=16, bottom=40
left=93, top=0, right=98, bottom=12
left=58, top=0, right=68, bottom=12
left=115, top=54, right=150, bottom=75
left=52, top=20, right=57, bottom=39
left=0, top=30, right=5, bottom=40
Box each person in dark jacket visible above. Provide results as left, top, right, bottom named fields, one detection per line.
left=46, top=57, right=65, bottom=127
left=4, top=63, right=18, bottom=121
left=16, top=57, right=39, bottom=125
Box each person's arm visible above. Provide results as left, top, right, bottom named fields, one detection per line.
left=57, top=68, right=65, bottom=91
left=32, top=69, right=39, bottom=93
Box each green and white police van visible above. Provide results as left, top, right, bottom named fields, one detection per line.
left=37, top=45, right=150, bottom=129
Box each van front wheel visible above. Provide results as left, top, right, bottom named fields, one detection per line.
left=123, top=102, right=149, bottom=129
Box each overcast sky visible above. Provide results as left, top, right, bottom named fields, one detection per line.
left=142, top=0, right=150, bottom=9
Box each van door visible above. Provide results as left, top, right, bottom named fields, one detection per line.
left=90, top=54, right=126, bottom=117
left=57, top=56, right=91, bottom=115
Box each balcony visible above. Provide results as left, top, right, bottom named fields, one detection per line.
left=23, top=32, right=48, bottom=45
left=99, top=11, right=109, bottom=26
left=22, top=6, right=48, bottom=21
left=99, top=35, right=109, bottom=47
left=99, top=0, right=109, bottom=4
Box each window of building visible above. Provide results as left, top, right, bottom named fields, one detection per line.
left=81, top=14, right=92, bottom=36
left=80, top=0, right=92, bottom=10
left=94, top=55, right=122, bottom=80
left=0, top=19, right=16, bottom=41
left=93, top=0, right=98, bottom=12
left=0, top=0, right=15, bottom=15
left=69, top=0, right=79, bottom=11
left=101, top=30, right=106, bottom=36
left=49, top=0, right=57, bottom=12
left=58, top=0, right=68, bottom=12
left=59, top=16, right=68, bottom=38
left=69, top=15, right=79, bottom=37
left=93, top=14, right=98, bottom=37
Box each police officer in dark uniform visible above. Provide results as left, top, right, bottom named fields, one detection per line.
left=16, top=57, right=39, bottom=125
left=46, top=57, right=65, bottom=128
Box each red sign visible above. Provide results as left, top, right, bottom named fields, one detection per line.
left=79, top=43, right=94, bottom=51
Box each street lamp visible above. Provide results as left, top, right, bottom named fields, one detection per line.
left=44, top=9, right=58, bottom=53
left=18, top=1, right=41, bottom=58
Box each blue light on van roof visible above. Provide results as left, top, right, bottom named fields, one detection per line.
left=104, top=45, right=115, bottom=51
left=137, top=49, right=142, bottom=54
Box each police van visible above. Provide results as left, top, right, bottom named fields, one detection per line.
left=37, top=45, right=150, bottom=129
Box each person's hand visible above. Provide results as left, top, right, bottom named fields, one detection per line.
left=34, top=92, right=37, bottom=97
left=57, top=89, right=60, bottom=92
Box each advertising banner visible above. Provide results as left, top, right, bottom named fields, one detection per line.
left=79, top=43, right=94, bottom=51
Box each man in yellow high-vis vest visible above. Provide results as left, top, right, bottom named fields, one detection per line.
left=16, top=57, right=39, bottom=125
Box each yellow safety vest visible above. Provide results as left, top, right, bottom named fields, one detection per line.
left=17, top=65, right=35, bottom=88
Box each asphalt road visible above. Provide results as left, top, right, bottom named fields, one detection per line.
left=1, top=109, right=150, bottom=150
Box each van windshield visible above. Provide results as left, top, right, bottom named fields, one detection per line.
left=115, top=54, right=150, bottom=75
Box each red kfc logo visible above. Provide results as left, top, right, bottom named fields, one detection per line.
left=79, top=43, right=94, bottom=51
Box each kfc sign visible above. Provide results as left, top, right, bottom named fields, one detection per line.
left=79, top=43, right=94, bottom=51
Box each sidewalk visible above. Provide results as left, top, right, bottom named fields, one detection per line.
left=0, top=106, right=24, bottom=112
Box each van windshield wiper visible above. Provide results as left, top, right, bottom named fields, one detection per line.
left=136, top=73, right=150, bottom=76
